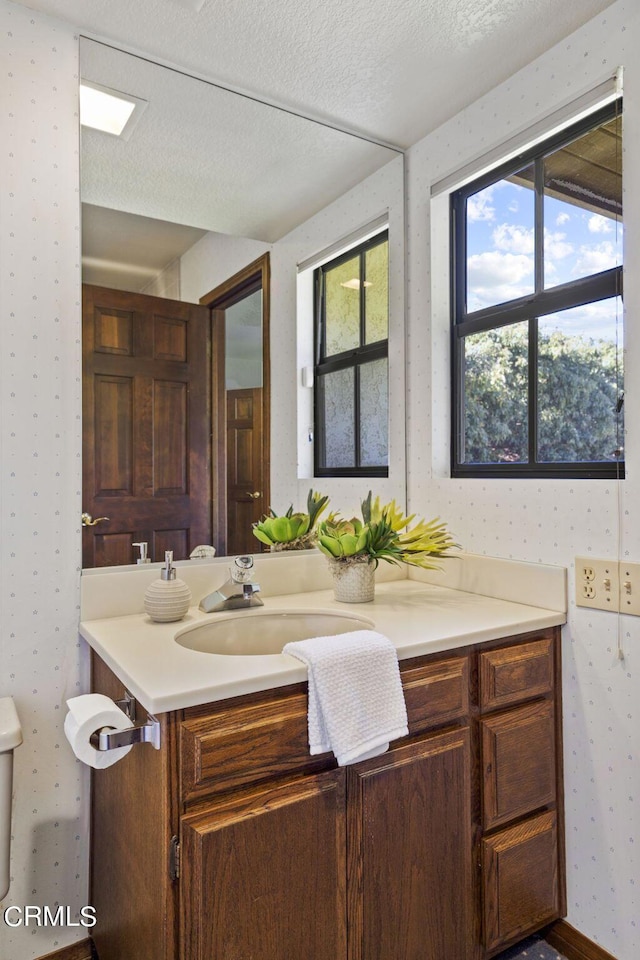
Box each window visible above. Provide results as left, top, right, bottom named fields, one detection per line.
left=314, top=231, right=389, bottom=476
left=451, top=101, right=623, bottom=478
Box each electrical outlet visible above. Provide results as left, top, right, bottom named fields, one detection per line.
left=619, top=560, right=640, bottom=616
left=575, top=556, right=620, bottom=612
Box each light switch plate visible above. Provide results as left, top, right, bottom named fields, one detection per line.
left=619, top=560, right=640, bottom=616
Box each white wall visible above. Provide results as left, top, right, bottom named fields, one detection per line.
left=2, top=0, right=637, bottom=957
left=406, top=2, right=638, bottom=957
left=0, top=2, right=87, bottom=958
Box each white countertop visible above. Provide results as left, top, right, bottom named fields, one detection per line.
left=79, top=579, right=566, bottom=715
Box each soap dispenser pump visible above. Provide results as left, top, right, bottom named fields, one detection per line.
left=144, top=551, right=192, bottom=623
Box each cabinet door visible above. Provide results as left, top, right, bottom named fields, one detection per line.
left=481, top=700, right=556, bottom=831
left=180, top=770, right=346, bottom=960
left=482, top=810, right=559, bottom=952
left=348, top=728, right=473, bottom=960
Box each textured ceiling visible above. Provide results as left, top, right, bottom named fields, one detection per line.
left=13, top=0, right=618, bottom=287
left=15, top=0, right=617, bottom=147
left=80, top=38, right=398, bottom=242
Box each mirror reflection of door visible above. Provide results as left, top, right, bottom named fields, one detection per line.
left=81, top=284, right=225, bottom=567
left=201, top=254, right=271, bottom=557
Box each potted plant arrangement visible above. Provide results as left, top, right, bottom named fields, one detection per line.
left=316, top=492, right=458, bottom=602
left=252, top=489, right=330, bottom=551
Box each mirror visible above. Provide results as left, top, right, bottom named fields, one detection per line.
left=80, top=37, right=405, bottom=567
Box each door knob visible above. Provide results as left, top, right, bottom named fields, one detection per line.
left=245, top=492, right=262, bottom=500
left=82, top=512, right=110, bottom=527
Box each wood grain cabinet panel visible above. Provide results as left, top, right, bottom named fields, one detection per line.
left=180, top=690, right=329, bottom=803
left=482, top=810, right=559, bottom=952
left=479, top=637, right=553, bottom=711
left=402, top=656, right=469, bottom=734
left=347, top=729, right=474, bottom=960
left=180, top=771, right=347, bottom=960
left=481, top=699, right=556, bottom=830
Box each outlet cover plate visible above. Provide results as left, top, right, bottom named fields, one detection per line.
left=575, top=556, right=620, bottom=612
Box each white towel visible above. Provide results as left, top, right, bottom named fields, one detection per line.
left=283, top=629, right=408, bottom=766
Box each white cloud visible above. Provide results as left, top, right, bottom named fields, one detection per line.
left=574, top=240, right=618, bottom=274
left=467, top=251, right=534, bottom=310
left=588, top=213, right=613, bottom=234
left=544, top=229, right=573, bottom=260
left=556, top=212, right=570, bottom=226
left=508, top=200, right=519, bottom=213
left=493, top=223, right=534, bottom=254
left=467, top=187, right=495, bottom=222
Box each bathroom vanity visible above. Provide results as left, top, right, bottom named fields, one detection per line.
left=82, top=570, right=567, bottom=960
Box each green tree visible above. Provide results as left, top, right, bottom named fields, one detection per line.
left=463, top=326, right=623, bottom=464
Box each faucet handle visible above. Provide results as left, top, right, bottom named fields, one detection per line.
left=231, top=555, right=254, bottom=583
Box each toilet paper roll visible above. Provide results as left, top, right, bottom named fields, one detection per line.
left=64, top=694, right=133, bottom=769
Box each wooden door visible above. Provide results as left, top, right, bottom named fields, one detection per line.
left=226, top=387, right=265, bottom=554
left=180, top=771, right=347, bottom=960
left=82, top=284, right=218, bottom=567
left=347, top=729, right=474, bottom=960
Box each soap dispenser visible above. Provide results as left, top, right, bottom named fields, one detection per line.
left=144, top=551, right=192, bottom=623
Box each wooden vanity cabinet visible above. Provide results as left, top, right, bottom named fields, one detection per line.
left=478, top=634, right=566, bottom=956
left=90, top=627, right=564, bottom=960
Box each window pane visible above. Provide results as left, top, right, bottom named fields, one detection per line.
left=466, top=167, right=535, bottom=313
left=538, top=298, right=623, bottom=463
left=320, top=368, right=354, bottom=468
left=359, top=358, right=388, bottom=466
left=544, top=114, right=622, bottom=289
left=365, top=241, right=388, bottom=343
left=324, top=254, right=361, bottom=356
left=462, top=324, right=528, bottom=463
left=224, top=289, right=263, bottom=389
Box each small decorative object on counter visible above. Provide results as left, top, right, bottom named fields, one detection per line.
left=144, top=551, right=192, bottom=622
left=330, top=556, right=376, bottom=603
left=132, top=541, right=151, bottom=564
left=317, top=492, right=459, bottom=603
left=252, top=489, right=330, bottom=551
left=189, top=544, right=216, bottom=559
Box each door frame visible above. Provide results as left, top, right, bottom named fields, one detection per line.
left=200, top=253, right=271, bottom=558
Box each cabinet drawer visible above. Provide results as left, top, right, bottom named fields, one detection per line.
left=402, top=656, right=469, bottom=735
left=482, top=810, right=560, bottom=952
left=481, top=699, right=556, bottom=830
left=180, top=691, right=328, bottom=803
left=479, top=637, right=553, bottom=712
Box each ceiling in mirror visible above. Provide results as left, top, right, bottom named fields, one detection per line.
left=24, top=0, right=618, bottom=148
left=80, top=38, right=401, bottom=245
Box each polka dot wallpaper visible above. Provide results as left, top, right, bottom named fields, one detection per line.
left=0, top=2, right=85, bottom=958
left=1, top=0, right=638, bottom=958
left=406, top=2, right=638, bottom=957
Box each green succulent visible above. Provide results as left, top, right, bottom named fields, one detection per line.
left=317, top=491, right=459, bottom=569
left=317, top=517, right=369, bottom=559
left=253, top=512, right=311, bottom=547
left=252, top=489, right=330, bottom=548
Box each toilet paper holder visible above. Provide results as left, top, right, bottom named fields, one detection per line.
left=89, top=692, right=161, bottom=752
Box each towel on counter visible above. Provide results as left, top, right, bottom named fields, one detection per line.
left=283, top=629, right=408, bottom=766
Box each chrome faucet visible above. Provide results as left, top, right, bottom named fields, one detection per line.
left=199, top=555, right=264, bottom=613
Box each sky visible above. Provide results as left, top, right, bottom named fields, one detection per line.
left=466, top=177, right=623, bottom=342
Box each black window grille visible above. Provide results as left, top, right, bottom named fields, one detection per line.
left=314, top=231, right=389, bottom=477
left=451, top=101, right=624, bottom=479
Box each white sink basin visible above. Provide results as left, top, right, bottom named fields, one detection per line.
left=175, top=609, right=375, bottom=656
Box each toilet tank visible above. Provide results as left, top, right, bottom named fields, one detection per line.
left=0, top=697, right=23, bottom=901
